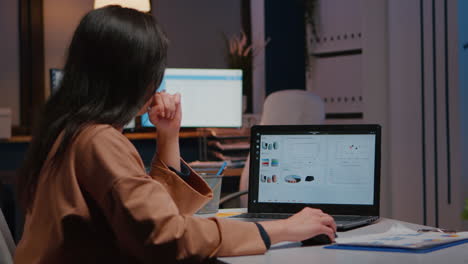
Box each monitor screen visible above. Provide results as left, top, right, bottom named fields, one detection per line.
left=256, top=133, right=376, bottom=205
left=141, top=68, right=243, bottom=128
left=123, top=118, right=135, bottom=131
left=50, top=68, right=64, bottom=94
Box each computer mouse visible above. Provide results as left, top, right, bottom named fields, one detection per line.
left=301, top=234, right=333, bottom=246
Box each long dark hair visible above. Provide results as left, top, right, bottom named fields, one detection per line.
left=18, top=6, right=168, bottom=211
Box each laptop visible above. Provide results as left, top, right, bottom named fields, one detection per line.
left=230, top=124, right=381, bottom=231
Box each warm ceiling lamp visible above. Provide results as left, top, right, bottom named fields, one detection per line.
left=94, top=0, right=151, bottom=12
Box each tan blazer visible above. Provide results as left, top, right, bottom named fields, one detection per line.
left=14, top=125, right=266, bottom=263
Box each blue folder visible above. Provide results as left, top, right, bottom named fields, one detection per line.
left=325, top=239, right=468, bottom=254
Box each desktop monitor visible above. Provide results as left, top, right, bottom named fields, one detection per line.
left=50, top=68, right=64, bottom=94
left=141, top=68, right=243, bottom=128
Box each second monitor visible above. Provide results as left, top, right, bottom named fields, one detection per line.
left=141, top=68, right=243, bottom=128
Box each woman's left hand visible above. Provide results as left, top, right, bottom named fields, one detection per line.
left=147, top=92, right=182, bottom=137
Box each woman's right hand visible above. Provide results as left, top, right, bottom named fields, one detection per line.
left=147, top=92, right=182, bottom=137
left=259, top=207, right=337, bottom=245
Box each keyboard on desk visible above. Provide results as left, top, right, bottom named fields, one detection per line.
left=229, top=213, right=292, bottom=221
left=230, top=213, right=378, bottom=227
left=333, top=215, right=373, bottom=224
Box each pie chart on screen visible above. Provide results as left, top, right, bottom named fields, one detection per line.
left=284, top=175, right=301, bottom=183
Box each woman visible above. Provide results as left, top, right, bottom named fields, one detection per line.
left=15, top=6, right=336, bottom=263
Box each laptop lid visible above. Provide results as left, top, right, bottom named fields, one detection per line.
left=248, top=124, right=381, bottom=216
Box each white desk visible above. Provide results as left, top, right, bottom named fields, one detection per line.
left=214, top=210, right=468, bottom=264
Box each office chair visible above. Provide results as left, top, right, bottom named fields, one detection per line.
left=0, top=210, right=15, bottom=264
left=219, top=89, right=325, bottom=207
left=259, top=89, right=325, bottom=126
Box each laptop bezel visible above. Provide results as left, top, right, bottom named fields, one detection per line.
left=247, top=124, right=381, bottom=217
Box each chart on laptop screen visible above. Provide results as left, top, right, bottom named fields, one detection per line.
left=257, top=134, right=376, bottom=205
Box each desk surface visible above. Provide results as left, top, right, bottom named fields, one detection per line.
left=217, top=210, right=468, bottom=264
left=2, top=130, right=211, bottom=143
left=2, top=127, right=249, bottom=143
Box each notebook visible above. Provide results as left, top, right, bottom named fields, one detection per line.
left=230, top=124, right=381, bottom=231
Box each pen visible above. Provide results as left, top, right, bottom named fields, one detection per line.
left=216, top=161, right=228, bottom=176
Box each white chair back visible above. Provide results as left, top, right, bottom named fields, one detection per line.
left=239, top=90, right=325, bottom=206
left=260, top=89, right=325, bottom=125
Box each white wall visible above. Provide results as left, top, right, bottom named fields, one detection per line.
left=307, top=0, right=467, bottom=228
left=387, top=0, right=424, bottom=225
left=152, top=0, right=242, bottom=69
left=250, top=0, right=266, bottom=114
left=42, top=0, right=241, bottom=95
left=0, top=0, right=93, bottom=125
left=41, top=1, right=248, bottom=135
left=306, top=0, right=392, bottom=217
left=0, top=0, right=20, bottom=125
left=457, top=0, right=468, bottom=228
left=306, top=0, right=364, bottom=116
left=387, top=0, right=466, bottom=229
left=360, top=0, right=390, bottom=218
left=43, top=0, right=94, bottom=98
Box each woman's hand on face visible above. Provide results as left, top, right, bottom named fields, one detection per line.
left=148, top=92, right=182, bottom=136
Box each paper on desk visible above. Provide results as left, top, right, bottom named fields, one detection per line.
left=335, top=224, right=413, bottom=244
left=215, top=212, right=242, bottom=218
left=335, top=224, right=468, bottom=249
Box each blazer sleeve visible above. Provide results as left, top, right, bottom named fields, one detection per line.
left=149, top=157, right=215, bottom=215
left=75, top=127, right=267, bottom=263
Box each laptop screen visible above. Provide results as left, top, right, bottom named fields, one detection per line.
left=249, top=125, right=381, bottom=216
left=257, top=134, right=375, bottom=205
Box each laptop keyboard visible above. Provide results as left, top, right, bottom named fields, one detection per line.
left=333, top=215, right=368, bottom=222
left=230, top=213, right=292, bottom=220
left=231, top=213, right=373, bottom=222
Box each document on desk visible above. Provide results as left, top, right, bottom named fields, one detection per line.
left=327, top=224, right=468, bottom=253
